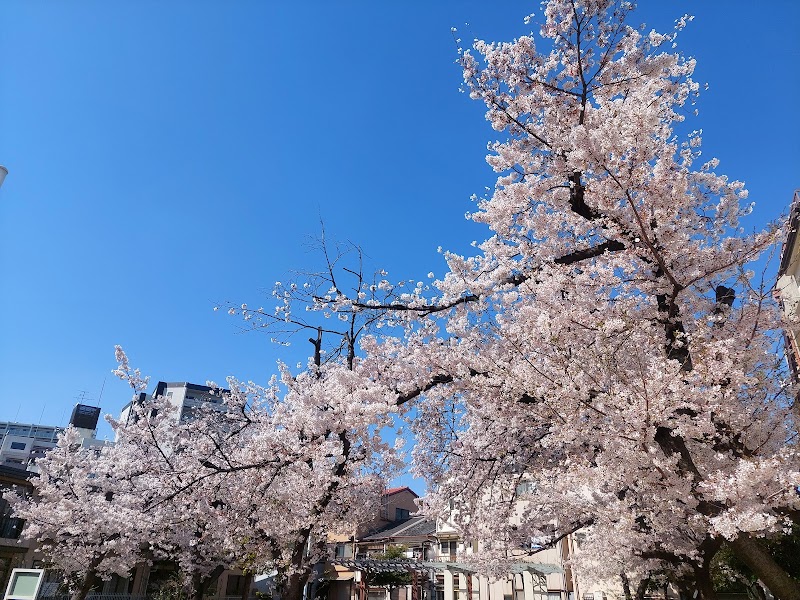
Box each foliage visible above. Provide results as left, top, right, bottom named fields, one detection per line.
left=368, top=546, right=412, bottom=589
left=712, top=525, right=800, bottom=597
left=237, top=1, right=800, bottom=597
left=13, top=2, right=800, bottom=600
left=374, top=545, right=409, bottom=560
left=13, top=346, right=400, bottom=600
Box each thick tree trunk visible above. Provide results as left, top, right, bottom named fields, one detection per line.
left=240, top=573, right=253, bottom=600
left=693, top=540, right=720, bottom=600
left=190, top=565, right=226, bottom=600
left=729, top=533, right=800, bottom=600
left=692, top=566, right=717, bottom=600
left=70, top=570, right=98, bottom=600
left=278, top=571, right=309, bottom=600
left=620, top=573, right=633, bottom=600
left=635, top=577, right=651, bottom=600
left=191, top=571, right=204, bottom=600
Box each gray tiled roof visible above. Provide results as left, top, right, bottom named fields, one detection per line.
left=361, top=516, right=437, bottom=541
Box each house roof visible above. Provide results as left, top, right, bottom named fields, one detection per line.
left=384, top=486, right=418, bottom=498
left=361, top=516, right=436, bottom=541
left=333, top=559, right=562, bottom=576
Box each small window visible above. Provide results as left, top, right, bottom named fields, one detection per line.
left=335, top=543, right=353, bottom=559
left=10, top=442, right=27, bottom=450
left=395, top=508, right=410, bottom=520
left=516, top=481, right=535, bottom=495
left=226, top=575, right=247, bottom=596
left=440, top=540, right=457, bottom=555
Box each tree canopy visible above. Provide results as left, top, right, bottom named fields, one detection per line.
left=13, top=2, right=800, bottom=600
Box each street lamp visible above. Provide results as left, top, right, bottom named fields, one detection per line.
left=0, top=166, right=7, bottom=189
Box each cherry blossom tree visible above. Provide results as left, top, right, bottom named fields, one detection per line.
left=8, top=428, right=147, bottom=600
left=246, top=1, right=799, bottom=598
left=110, top=347, right=399, bottom=600
left=13, top=342, right=398, bottom=600
left=375, top=1, right=797, bottom=597
left=18, top=2, right=800, bottom=599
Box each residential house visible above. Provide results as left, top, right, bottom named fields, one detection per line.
left=327, top=487, right=589, bottom=600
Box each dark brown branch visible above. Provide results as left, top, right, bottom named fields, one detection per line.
left=555, top=239, right=625, bottom=265
left=352, top=294, right=479, bottom=315
left=524, top=517, right=595, bottom=556
left=396, top=375, right=455, bottom=406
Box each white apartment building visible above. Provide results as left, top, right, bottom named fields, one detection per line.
left=118, top=381, right=230, bottom=428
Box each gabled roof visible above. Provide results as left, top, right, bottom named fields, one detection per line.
left=361, top=516, right=436, bottom=541
left=383, top=486, right=418, bottom=498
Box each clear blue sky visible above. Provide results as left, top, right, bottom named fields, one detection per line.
left=1, top=2, right=798, bottom=489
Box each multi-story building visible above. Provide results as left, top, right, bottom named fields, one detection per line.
left=0, top=404, right=101, bottom=471
left=118, top=381, right=230, bottom=428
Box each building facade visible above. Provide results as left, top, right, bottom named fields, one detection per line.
left=118, top=381, right=230, bottom=428
left=777, top=190, right=800, bottom=384
left=325, top=485, right=612, bottom=600
left=0, top=404, right=101, bottom=471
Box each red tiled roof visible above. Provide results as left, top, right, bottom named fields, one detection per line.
left=384, top=486, right=418, bottom=497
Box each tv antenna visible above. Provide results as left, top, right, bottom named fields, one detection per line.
left=74, top=390, right=92, bottom=404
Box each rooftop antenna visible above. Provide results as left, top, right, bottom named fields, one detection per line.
left=98, top=376, right=107, bottom=403
left=74, top=390, right=92, bottom=404
left=38, top=404, right=46, bottom=425
left=13, top=404, right=20, bottom=422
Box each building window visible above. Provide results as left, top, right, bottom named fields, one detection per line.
left=335, top=543, right=353, bottom=559
left=9, top=442, right=26, bottom=450
left=395, top=508, right=410, bottom=520
left=516, top=481, right=536, bottom=495
left=226, top=575, right=247, bottom=596
left=440, top=540, right=457, bottom=556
